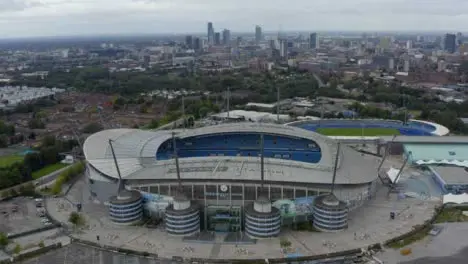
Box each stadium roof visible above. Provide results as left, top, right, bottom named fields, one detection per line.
left=83, top=123, right=378, bottom=185
left=404, top=144, right=468, bottom=166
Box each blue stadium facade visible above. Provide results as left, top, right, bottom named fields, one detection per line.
left=156, top=133, right=322, bottom=163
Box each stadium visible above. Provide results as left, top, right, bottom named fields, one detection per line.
left=287, top=119, right=450, bottom=136
left=83, top=122, right=380, bottom=237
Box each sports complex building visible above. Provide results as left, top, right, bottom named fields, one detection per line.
left=84, top=122, right=380, bottom=237
left=83, top=117, right=468, bottom=239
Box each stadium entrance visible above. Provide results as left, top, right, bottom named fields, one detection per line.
left=205, top=205, right=242, bottom=232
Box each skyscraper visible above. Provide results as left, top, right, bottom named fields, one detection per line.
left=279, top=39, right=288, bottom=59
left=207, top=22, right=214, bottom=45
left=406, top=40, right=412, bottom=50
left=309, top=33, right=319, bottom=49
left=193, top=37, right=202, bottom=51
left=222, top=29, right=231, bottom=46
left=185, top=35, right=193, bottom=49
left=214, top=32, right=221, bottom=45
left=444, top=33, right=457, bottom=53
left=255, top=25, right=262, bottom=44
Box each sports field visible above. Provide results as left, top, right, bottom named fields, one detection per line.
left=316, top=127, right=401, bottom=136
left=0, top=155, right=23, bottom=168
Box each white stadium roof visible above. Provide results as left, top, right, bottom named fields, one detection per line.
left=83, top=123, right=378, bottom=185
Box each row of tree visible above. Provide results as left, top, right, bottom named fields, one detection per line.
left=0, top=136, right=79, bottom=191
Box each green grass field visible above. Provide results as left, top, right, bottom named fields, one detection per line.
left=0, top=155, right=24, bottom=168
left=316, top=127, right=401, bottom=136
left=32, top=163, right=69, bottom=180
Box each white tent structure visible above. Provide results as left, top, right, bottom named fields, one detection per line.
left=443, top=193, right=468, bottom=204
left=415, top=159, right=468, bottom=167
left=386, top=167, right=401, bottom=184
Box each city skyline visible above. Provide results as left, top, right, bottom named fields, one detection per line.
left=1, top=0, right=468, bottom=38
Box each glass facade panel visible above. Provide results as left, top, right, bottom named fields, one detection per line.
left=231, top=185, right=243, bottom=200
left=283, top=188, right=294, bottom=199
left=308, top=190, right=318, bottom=197
left=159, top=185, right=169, bottom=196
left=295, top=189, right=306, bottom=198
left=244, top=186, right=256, bottom=201
left=271, top=187, right=282, bottom=200
left=193, top=185, right=204, bottom=199
left=149, top=186, right=158, bottom=194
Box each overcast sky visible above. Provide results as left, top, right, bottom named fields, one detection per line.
left=0, top=0, right=466, bottom=38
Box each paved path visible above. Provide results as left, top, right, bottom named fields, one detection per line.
left=377, top=223, right=468, bottom=264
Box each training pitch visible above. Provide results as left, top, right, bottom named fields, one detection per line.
left=316, top=127, right=401, bottom=136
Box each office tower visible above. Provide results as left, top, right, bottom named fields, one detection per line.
left=444, top=33, right=457, bottom=53
left=255, top=25, right=262, bottom=44
left=406, top=40, right=412, bottom=50
left=279, top=39, right=288, bottom=59
left=457, top=32, right=463, bottom=46
left=222, top=29, right=231, bottom=46
left=309, top=33, right=319, bottom=49
left=185, top=35, right=193, bottom=49
left=214, top=32, right=221, bottom=45
left=207, top=22, right=214, bottom=45
left=193, top=37, right=202, bottom=51
left=269, top=39, right=276, bottom=50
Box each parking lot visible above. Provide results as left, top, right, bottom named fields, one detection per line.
left=0, top=197, right=53, bottom=235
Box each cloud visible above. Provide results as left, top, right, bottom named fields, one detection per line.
left=0, top=0, right=44, bottom=13
left=0, top=0, right=466, bottom=38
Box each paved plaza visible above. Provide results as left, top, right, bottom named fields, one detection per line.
left=377, top=223, right=468, bottom=264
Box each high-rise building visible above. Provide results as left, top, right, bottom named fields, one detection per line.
left=193, top=37, right=202, bottom=51
left=279, top=39, right=288, bottom=59
left=207, top=22, right=214, bottom=45
left=269, top=39, right=276, bottom=50
left=222, top=29, right=231, bottom=46
left=185, top=35, right=193, bottom=49
left=444, top=33, right=457, bottom=53
left=406, top=40, right=412, bottom=50
left=214, top=32, right=221, bottom=45
left=255, top=25, right=262, bottom=44
left=309, top=33, right=319, bottom=49
left=457, top=32, right=463, bottom=46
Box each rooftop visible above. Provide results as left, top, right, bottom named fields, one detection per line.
left=84, top=123, right=379, bottom=185
left=405, top=144, right=468, bottom=162
left=429, top=165, right=468, bottom=185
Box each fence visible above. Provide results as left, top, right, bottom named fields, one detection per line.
left=0, top=243, right=63, bottom=264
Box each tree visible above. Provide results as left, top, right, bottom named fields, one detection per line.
left=82, top=122, right=103, bottom=134
left=0, top=232, right=8, bottom=248
left=69, top=212, right=84, bottom=227
left=28, top=118, right=45, bottom=129
left=13, top=243, right=21, bottom=254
